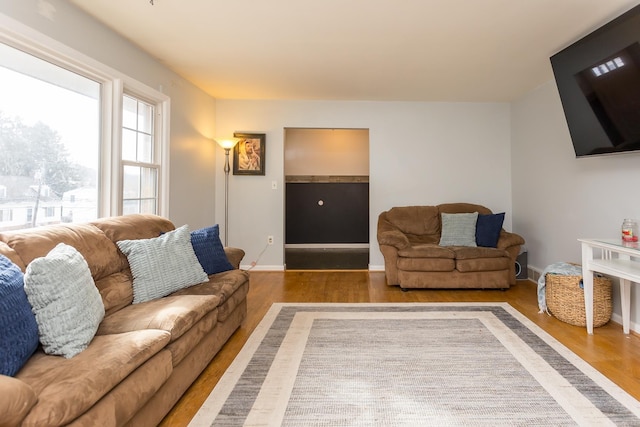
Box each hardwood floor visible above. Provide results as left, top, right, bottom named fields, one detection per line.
left=159, top=271, right=640, bottom=426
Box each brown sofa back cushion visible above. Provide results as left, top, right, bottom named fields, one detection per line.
left=0, top=214, right=177, bottom=315
left=0, top=224, right=122, bottom=281
left=385, top=206, right=440, bottom=236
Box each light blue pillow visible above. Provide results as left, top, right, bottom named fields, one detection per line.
left=117, top=224, right=209, bottom=304
left=439, top=212, right=478, bottom=247
left=24, top=243, right=105, bottom=358
left=0, top=254, right=39, bottom=376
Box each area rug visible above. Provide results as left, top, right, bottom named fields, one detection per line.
left=189, top=303, right=640, bottom=426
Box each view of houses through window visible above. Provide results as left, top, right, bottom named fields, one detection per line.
left=0, top=41, right=165, bottom=232
left=0, top=43, right=100, bottom=232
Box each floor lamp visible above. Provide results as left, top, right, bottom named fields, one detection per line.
left=215, top=138, right=239, bottom=246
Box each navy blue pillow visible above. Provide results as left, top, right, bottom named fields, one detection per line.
left=0, top=254, right=39, bottom=376
left=475, top=213, right=505, bottom=248
left=190, top=225, right=234, bottom=275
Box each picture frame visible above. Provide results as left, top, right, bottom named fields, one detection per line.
left=233, top=133, right=266, bottom=175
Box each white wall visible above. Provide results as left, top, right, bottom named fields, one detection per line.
left=284, top=128, right=369, bottom=176
left=0, top=0, right=218, bottom=230
left=511, top=80, right=640, bottom=330
left=216, top=100, right=513, bottom=270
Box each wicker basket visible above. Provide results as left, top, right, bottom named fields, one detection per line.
left=545, top=273, right=612, bottom=327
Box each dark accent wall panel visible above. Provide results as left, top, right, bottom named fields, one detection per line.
left=286, top=182, right=369, bottom=244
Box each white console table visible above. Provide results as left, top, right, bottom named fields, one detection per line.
left=579, top=238, right=640, bottom=335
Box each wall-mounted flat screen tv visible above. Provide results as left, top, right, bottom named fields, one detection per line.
left=550, top=4, right=640, bottom=157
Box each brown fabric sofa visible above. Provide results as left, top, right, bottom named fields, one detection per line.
left=0, top=214, right=249, bottom=427
left=377, top=203, right=525, bottom=290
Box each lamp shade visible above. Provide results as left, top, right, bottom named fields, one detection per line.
left=215, top=138, right=240, bottom=149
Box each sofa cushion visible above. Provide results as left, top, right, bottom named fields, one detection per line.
left=386, top=206, right=440, bottom=236
left=16, top=329, right=171, bottom=427
left=0, top=255, right=39, bottom=376
left=172, top=269, right=251, bottom=320
left=453, top=246, right=510, bottom=259
left=397, top=257, right=456, bottom=272
left=476, top=212, right=505, bottom=248
left=0, top=223, right=122, bottom=281
left=95, top=271, right=134, bottom=316
left=116, top=225, right=209, bottom=304
left=439, top=212, right=478, bottom=247
left=0, top=375, right=37, bottom=426
left=398, top=244, right=455, bottom=258
left=97, top=294, right=220, bottom=342
left=456, top=256, right=511, bottom=273
left=191, top=225, right=234, bottom=275
left=24, top=243, right=105, bottom=358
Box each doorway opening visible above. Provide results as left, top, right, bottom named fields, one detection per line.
left=284, top=128, right=370, bottom=270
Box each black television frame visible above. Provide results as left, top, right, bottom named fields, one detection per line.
left=551, top=4, right=640, bottom=158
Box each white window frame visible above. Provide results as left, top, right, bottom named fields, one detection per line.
left=0, top=14, right=170, bottom=219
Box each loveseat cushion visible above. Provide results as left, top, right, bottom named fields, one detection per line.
left=456, top=256, right=511, bottom=273
left=398, top=244, right=455, bottom=259
left=385, top=206, right=440, bottom=236
left=16, top=329, right=171, bottom=427
left=397, top=257, right=455, bottom=272
left=96, top=294, right=220, bottom=342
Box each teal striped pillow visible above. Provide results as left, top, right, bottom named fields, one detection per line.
left=439, top=212, right=478, bottom=247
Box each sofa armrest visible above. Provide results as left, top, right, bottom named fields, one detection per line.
left=377, top=230, right=410, bottom=249
left=0, top=375, right=37, bottom=427
left=224, top=247, right=245, bottom=269
left=496, top=230, right=525, bottom=253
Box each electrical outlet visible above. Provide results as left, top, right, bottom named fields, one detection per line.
left=267, top=235, right=274, bottom=245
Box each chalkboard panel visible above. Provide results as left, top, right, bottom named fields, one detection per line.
left=285, top=182, right=369, bottom=244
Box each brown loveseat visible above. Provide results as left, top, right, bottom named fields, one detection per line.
left=0, top=214, right=249, bottom=427
left=377, top=203, right=525, bottom=290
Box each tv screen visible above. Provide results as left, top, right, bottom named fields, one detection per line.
left=550, top=5, right=640, bottom=157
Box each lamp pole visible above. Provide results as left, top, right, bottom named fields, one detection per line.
left=222, top=147, right=231, bottom=246
left=216, top=138, right=239, bottom=246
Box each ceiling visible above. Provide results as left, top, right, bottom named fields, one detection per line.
left=69, top=0, right=639, bottom=102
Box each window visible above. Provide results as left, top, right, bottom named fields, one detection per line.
left=122, top=95, right=159, bottom=215
left=0, top=209, right=12, bottom=222
left=0, top=29, right=169, bottom=232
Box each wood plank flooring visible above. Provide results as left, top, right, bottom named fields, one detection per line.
left=159, top=271, right=640, bottom=426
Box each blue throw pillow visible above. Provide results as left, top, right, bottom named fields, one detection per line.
left=0, top=254, right=39, bottom=376
left=475, top=213, right=505, bottom=248
left=190, top=225, right=234, bottom=275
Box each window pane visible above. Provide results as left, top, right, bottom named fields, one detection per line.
left=138, top=102, right=153, bottom=134
left=122, top=96, right=137, bottom=130
left=0, top=43, right=100, bottom=230
left=140, top=199, right=156, bottom=215
left=138, top=133, right=153, bottom=163
left=122, top=199, right=139, bottom=215
left=123, top=165, right=141, bottom=198
left=122, top=128, right=137, bottom=162
left=141, top=167, right=156, bottom=198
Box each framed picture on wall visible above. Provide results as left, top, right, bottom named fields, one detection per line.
left=233, top=133, right=266, bottom=175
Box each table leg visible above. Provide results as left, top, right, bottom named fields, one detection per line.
left=620, top=279, right=631, bottom=334
left=582, top=243, right=594, bottom=334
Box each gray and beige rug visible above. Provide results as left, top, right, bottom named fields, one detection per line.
left=190, top=303, right=640, bottom=426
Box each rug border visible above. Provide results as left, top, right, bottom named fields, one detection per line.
left=189, top=302, right=640, bottom=426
